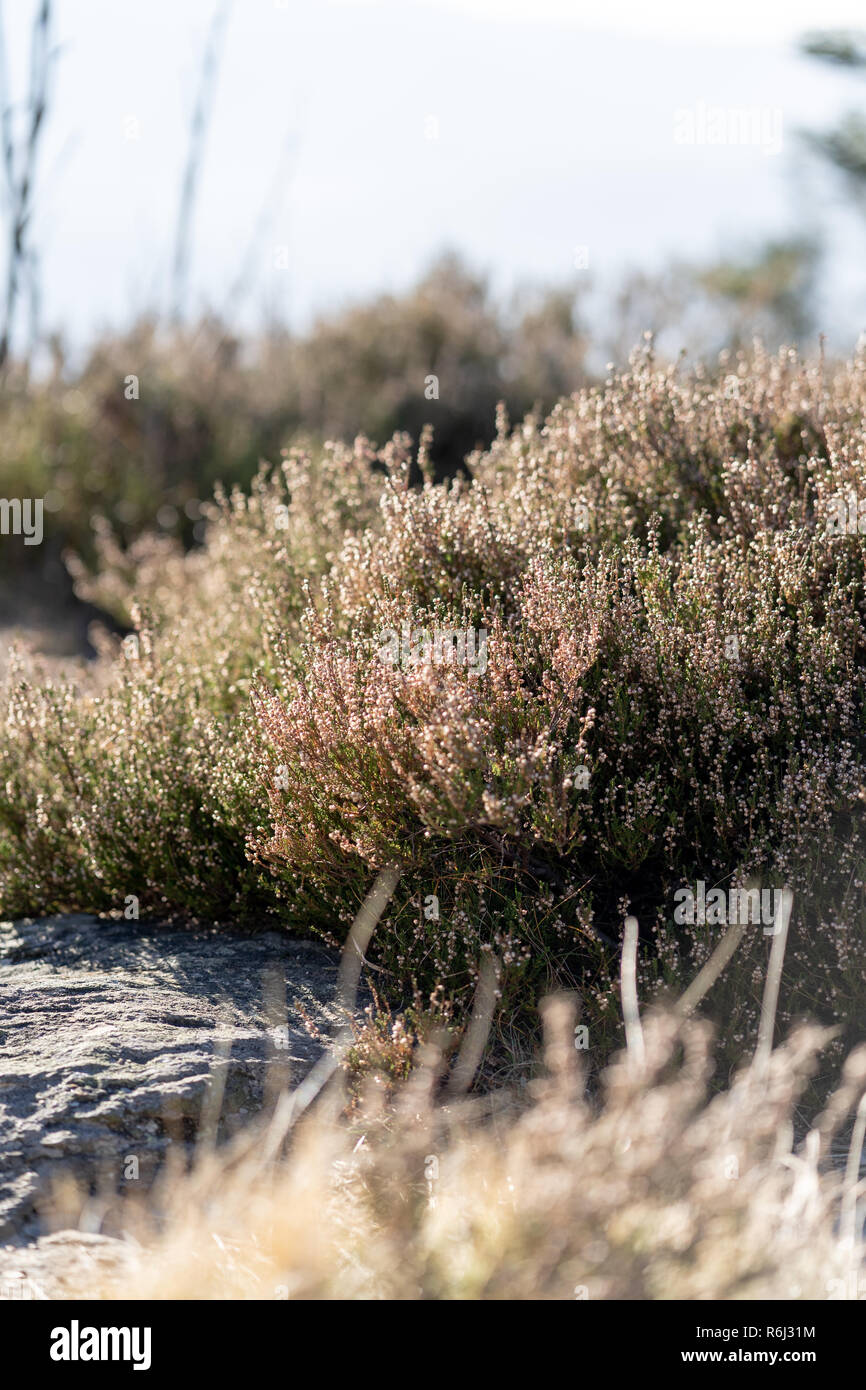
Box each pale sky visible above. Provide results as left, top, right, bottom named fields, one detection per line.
left=370, top=0, right=866, bottom=42
left=2, top=0, right=865, bottom=352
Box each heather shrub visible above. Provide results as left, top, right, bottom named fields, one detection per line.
left=246, top=347, right=866, bottom=1063
left=0, top=442, right=383, bottom=918
left=4, top=342, right=866, bottom=1073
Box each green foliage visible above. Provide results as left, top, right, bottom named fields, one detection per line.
left=801, top=30, right=866, bottom=198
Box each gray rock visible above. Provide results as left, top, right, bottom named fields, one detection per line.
left=0, top=1230, right=133, bottom=1300
left=0, top=914, right=348, bottom=1243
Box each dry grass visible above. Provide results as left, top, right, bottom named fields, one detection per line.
left=52, top=893, right=866, bottom=1302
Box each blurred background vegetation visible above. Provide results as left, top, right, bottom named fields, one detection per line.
left=1, top=6, right=866, bottom=657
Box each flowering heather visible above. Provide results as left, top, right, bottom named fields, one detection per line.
left=4, top=342, right=866, bottom=1071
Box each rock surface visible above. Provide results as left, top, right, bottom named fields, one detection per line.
left=0, top=1231, right=133, bottom=1299
left=0, top=913, right=346, bottom=1245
